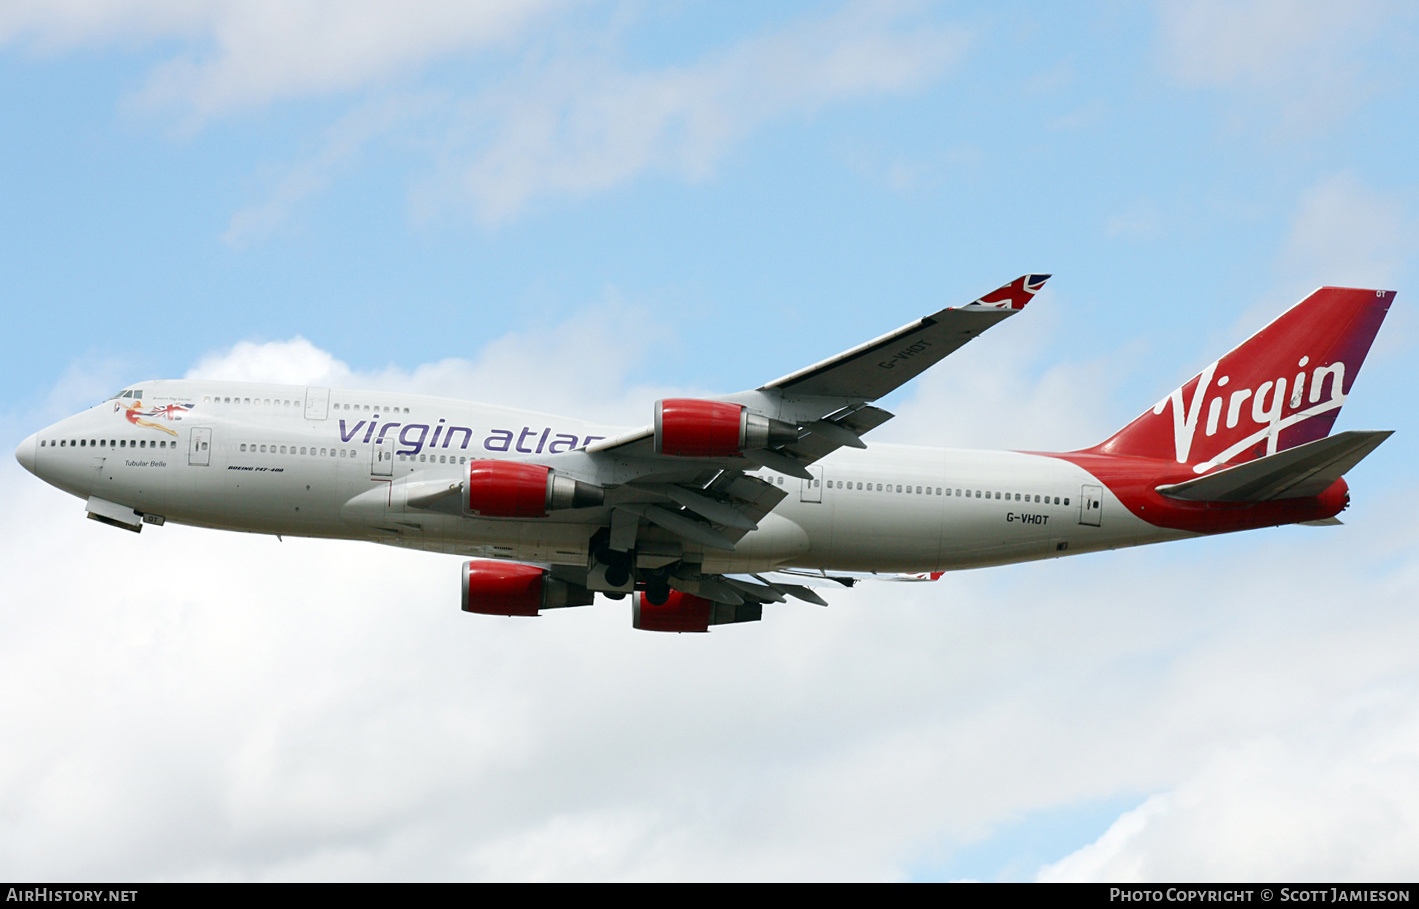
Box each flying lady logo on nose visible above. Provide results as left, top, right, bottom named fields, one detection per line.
left=113, top=400, right=194, bottom=437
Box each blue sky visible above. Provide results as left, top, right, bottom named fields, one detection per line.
left=2, top=1, right=1418, bottom=881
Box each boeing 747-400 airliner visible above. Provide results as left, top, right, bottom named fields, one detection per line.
left=15, top=277, right=1394, bottom=632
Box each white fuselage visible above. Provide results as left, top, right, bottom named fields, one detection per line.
left=19, top=380, right=1186, bottom=574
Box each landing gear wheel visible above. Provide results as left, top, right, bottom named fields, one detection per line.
left=605, top=562, right=630, bottom=588
left=645, top=582, right=671, bottom=606
left=604, top=591, right=626, bottom=601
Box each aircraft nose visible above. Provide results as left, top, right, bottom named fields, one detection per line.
left=15, top=432, right=38, bottom=475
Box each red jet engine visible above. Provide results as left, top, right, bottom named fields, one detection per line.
left=633, top=590, right=763, bottom=632
left=653, top=399, right=799, bottom=457
left=461, top=560, right=595, bottom=616
left=465, top=460, right=603, bottom=517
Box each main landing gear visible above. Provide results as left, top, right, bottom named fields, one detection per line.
left=590, top=529, right=674, bottom=606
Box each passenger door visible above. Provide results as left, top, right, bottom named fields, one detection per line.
left=1079, top=484, right=1103, bottom=526
left=188, top=427, right=212, bottom=467
left=800, top=466, right=823, bottom=503
left=371, top=437, right=395, bottom=477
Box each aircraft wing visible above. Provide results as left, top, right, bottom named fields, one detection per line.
left=441, top=275, right=1050, bottom=619
left=760, top=273, right=1051, bottom=400
left=583, top=274, right=1050, bottom=471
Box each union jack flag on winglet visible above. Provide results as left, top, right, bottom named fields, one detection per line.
left=968, top=273, right=1051, bottom=310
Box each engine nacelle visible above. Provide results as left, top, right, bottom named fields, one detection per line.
left=462, top=560, right=595, bottom=616
left=465, top=460, right=604, bottom=517
left=653, top=399, right=799, bottom=457
left=633, top=590, right=763, bottom=632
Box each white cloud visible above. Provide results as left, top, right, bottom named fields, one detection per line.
left=1179, top=173, right=1417, bottom=375
left=0, top=0, right=567, bottom=118
left=882, top=294, right=1132, bottom=452
left=186, top=336, right=350, bottom=385
left=184, top=299, right=682, bottom=422
left=1037, top=795, right=1171, bottom=882
left=840, top=143, right=982, bottom=195
left=2, top=3, right=970, bottom=230
left=1279, top=172, right=1415, bottom=292
left=0, top=0, right=213, bottom=49
left=1041, top=693, right=1419, bottom=881
left=428, top=2, right=970, bottom=224
left=1156, top=0, right=1407, bottom=127
left=1159, top=0, right=1382, bottom=88
left=223, top=93, right=442, bottom=246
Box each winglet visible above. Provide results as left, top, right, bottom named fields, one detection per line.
left=964, top=274, right=1051, bottom=311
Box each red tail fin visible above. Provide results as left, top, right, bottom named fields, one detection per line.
left=1091, top=287, right=1394, bottom=469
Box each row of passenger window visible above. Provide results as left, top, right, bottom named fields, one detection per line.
left=831, top=480, right=942, bottom=494
left=239, top=443, right=358, bottom=458
left=42, top=438, right=171, bottom=450
left=958, top=490, right=1067, bottom=505
left=234, top=447, right=541, bottom=467
left=335, top=403, right=411, bottom=413
left=400, top=453, right=467, bottom=465
left=206, top=395, right=302, bottom=407
left=202, top=395, right=413, bottom=415
left=827, top=479, right=1067, bottom=506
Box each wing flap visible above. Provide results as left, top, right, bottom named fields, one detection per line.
left=631, top=481, right=759, bottom=530
left=779, top=405, right=895, bottom=465
left=616, top=503, right=738, bottom=551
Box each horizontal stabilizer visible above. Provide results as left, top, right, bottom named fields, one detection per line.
left=1156, top=430, right=1392, bottom=502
